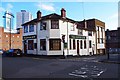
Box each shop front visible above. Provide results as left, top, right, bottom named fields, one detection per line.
left=23, top=35, right=37, bottom=54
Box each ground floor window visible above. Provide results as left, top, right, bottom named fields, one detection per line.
left=49, top=39, right=61, bottom=50
left=89, top=40, right=92, bottom=48
left=80, top=40, right=83, bottom=49
left=40, top=39, right=46, bottom=50
left=69, top=39, right=72, bottom=50
left=34, top=43, right=37, bottom=49
left=28, top=40, right=34, bottom=50
left=84, top=40, right=86, bottom=49
left=73, top=39, right=76, bottom=49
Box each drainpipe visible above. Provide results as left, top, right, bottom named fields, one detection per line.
left=36, top=23, right=38, bottom=55
left=67, top=21, right=69, bottom=58
left=84, top=20, right=89, bottom=55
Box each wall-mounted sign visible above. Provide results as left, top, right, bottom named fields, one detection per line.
left=23, top=35, right=37, bottom=40
left=69, top=35, right=86, bottom=39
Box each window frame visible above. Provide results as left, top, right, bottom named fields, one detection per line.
left=49, top=39, right=61, bottom=50
left=73, top=39, right=76, bottom=49
left=40, top=39, right=46, bottom=50
left=78, top=29, right=83, bottom=35
left=40, top=22, right=47, bottom=30
left=28, top=40, right=34, bottom=50
left=34, top=43, right=37, bottom=49
left=69, top=39, right=72, bottom=50
left=71, top=24, right=75, bottom=31
left=80, top=40, right=83, bottom=49
left=84, top=40, right=86, bottom=49
left=51, top=20, right=59, bottom=29
left=29, top=24, right=34, bottom=32
left=89, top=40, right=92, bottom=48
left=88, top=31, right=92, bottom=36
left=24, top=25, right=28, bottom=33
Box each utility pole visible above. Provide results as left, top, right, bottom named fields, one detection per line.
left=106, top=29, right=109, bottom=60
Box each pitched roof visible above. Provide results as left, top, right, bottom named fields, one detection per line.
left=21, top=13, right=76, bottom=26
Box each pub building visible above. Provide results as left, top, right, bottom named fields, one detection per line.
left=22, top=8, right=105, bottom=56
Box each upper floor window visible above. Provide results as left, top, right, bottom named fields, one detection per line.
left=101, top=27, right=103, bottom=32
left=29, top=24, right=34, bottom=32
left=78, top=29, right=83, bottom=35
left=96, top=26, right=99, bottom=31
left=24, top=26, right=28, bottom=33
left=40, top=22, right=47, bottom=30
left=71, top=24, right=75, bottom=31
left=51, top=20, right=59, bottom=29
left=88, top=31, right=92, bottom=36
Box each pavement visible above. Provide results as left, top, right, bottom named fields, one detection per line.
left=99, top=54, right=120, bottom=64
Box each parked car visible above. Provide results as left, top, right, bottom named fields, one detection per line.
left=0, top=49, right=3, bottom=54
left=6, top=49, right=23, bottom=57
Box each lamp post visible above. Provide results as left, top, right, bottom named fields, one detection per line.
left=106, top=29, right=109, bottom=60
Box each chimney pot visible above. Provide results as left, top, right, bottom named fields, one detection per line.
left=61, top=8, right=66, bottom=18
left=37, top=10, right=41, bottom=20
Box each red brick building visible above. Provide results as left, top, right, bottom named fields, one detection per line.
left=0, top=27, right=23, bottom=51
left=106, top=27, right=120, bottom=53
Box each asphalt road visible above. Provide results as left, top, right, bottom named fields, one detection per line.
left=1, top=54, right=120, bottom=79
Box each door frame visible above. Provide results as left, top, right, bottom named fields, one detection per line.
left=24, top=43, right=27, bottom=54
left=77, top=40, right=80, bottom=56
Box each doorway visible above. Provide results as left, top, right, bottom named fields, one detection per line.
left=77, top=40, right=79, bottom=56
left=24, top=43, right=27, bottom=54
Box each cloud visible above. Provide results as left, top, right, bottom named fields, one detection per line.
left=37, top=2, right=55, bottom=12
left=6, top=3, right=13, bottom=12
left=0, top=3, right=13, bottom=13
left=104, top=12, right=118, bottom=30
left=0, top=7, right=5, bottom=12
left=106, top=13, right=118, bottom=30
left=110, top=13, right=118, bottom=19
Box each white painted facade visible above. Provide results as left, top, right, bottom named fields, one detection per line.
left=22, top=9, right=105, bottom=56
left=96, top=25, right=105, bottom=49
left=22, top=19, right=96, bottom=56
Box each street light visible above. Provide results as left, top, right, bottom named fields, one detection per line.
left=106, top=29, right=110, bottom=60
left=3, top=12, right=14, bottom=50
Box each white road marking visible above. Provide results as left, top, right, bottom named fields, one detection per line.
left=69, top=73, right=88, bottom=78
left=69, top=65, right=106, bottom=78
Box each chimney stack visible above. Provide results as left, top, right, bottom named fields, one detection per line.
left=61, top=8, right=66, bottom=18
left=37, top=10, right=41, bottom=20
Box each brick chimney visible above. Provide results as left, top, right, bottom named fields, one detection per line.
left=37, top=10, right=41, bottom=20
left=61, top=8, right=66, bottom=18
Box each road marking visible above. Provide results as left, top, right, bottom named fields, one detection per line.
left=68, top=65, right=106, bottom=78
left=69, top=73, right=88, bottom=78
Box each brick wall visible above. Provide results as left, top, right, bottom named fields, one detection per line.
left=0, top=27, right=23, bottom=51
